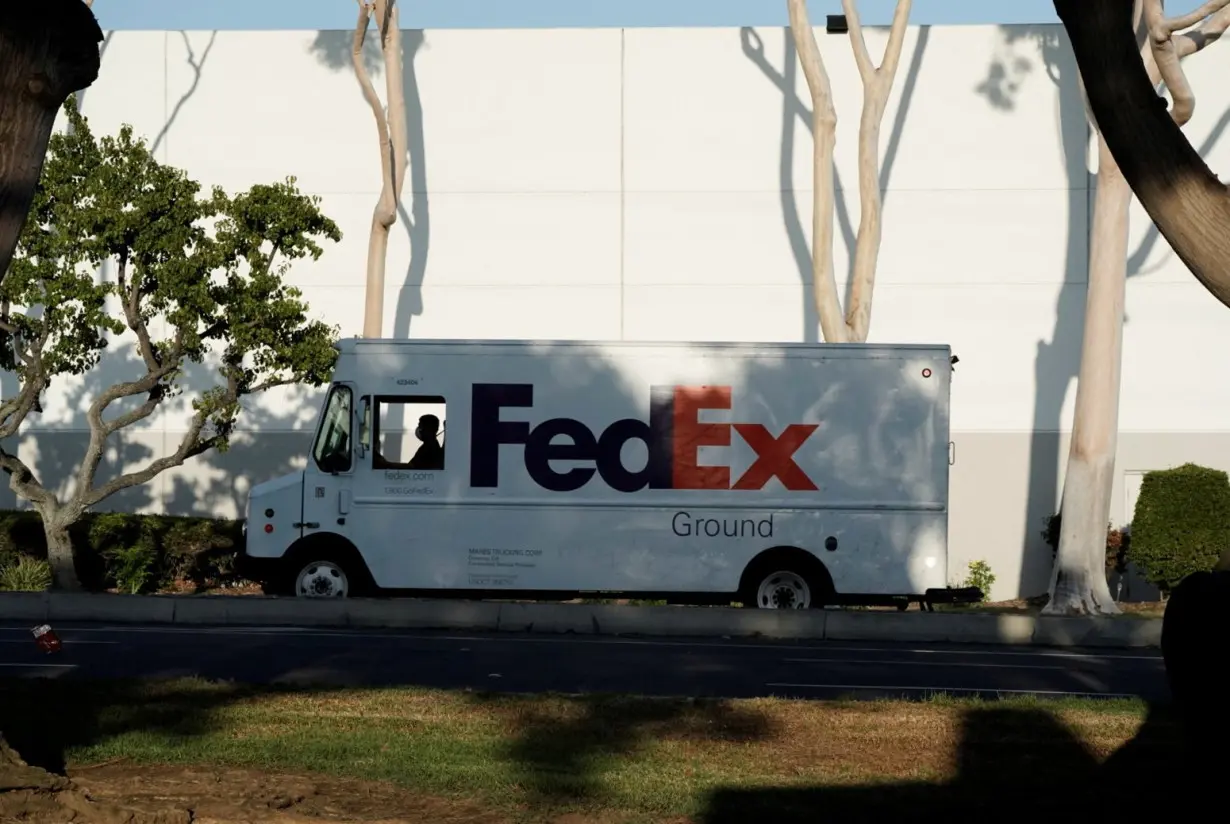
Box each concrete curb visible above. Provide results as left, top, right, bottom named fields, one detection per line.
left=0, top=593, right=1163, bottom=648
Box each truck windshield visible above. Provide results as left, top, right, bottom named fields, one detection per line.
left=312, top=384, right=353, bottom=473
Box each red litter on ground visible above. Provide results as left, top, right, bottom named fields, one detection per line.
left=32, top=624, right=62, bottom=654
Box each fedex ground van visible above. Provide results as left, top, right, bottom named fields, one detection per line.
left=241, top=338, right=977, bottom=609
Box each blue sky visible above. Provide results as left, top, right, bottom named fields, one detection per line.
left=93, top=1, right=1062, bottom=30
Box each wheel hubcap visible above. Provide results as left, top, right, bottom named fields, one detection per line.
left=297, top=562, right=348, bottom=598
left=757, top=571, right=811, bottom=609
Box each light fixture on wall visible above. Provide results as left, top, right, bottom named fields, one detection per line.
left=826, top=14, right=848, bottom=34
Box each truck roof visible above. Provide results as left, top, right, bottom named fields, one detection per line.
left=334, top=337, right=952, bottom=357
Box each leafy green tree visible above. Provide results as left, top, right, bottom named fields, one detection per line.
left=0, top=99, right=341, bottom=590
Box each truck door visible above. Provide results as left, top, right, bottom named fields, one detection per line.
left=302, top=382, right=357, bottom=545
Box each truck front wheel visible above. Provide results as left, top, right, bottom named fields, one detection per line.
left=293, top=559, right=352, bottom=598
left=278, top=538, right=375, bottom=599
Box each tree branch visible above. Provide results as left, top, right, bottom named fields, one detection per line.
left=0, top=354, right=46, bottom=439
left=1175, top=2, right=1230, bottom=56
left=842, top=1, right=876, bottom=81
left=0, top=445, right=53, bottom=507
left=1055, top=0, right=1230, bottom=307
left=247, top=377, right=296, bottom=394
left=786, top=0, right=845, bottom=344
left=75, top=366, right=171, bottom=497
left=352, top=0, right=394, bottom=231
left=116, top=254, right=160, bottom=371
left=83, top=407, right=219, bottom=508
left=378, top=0, right=408, bottom=198
left=1143, top=0, right=1230, bottom=125
left=841, top=0, right=913, bottom=342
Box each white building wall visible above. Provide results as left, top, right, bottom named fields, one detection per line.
left=6, top=23, right=1230, bottom=600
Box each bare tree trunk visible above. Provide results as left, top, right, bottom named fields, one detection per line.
left=787, top=0, right=844, bottom=344
left=1046, top=1, right=1227, bottom=613
left=39, top=508, right=79, bottom=591
left=840, top=0, right=912, bottom=343
left=0, top=0, right=103, bottom=283
left=787, top=0, right=912, bottom=344
left=354, top=0, right=408, bottom=339
left=1046, top=138, right=1130, bottom=615
left=1056, top=0, right=1230, bottom=302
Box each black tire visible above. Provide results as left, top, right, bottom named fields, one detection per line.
left=282, top=541, right=375, bottom=599
left=740, top=554, right=832, bottom=610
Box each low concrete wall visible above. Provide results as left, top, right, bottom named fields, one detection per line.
left=0, top=593, right=1162, bottom=648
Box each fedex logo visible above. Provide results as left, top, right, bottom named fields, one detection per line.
left=469, top=383, right=818, bottom=493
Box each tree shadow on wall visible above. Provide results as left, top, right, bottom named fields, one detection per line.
left=978, top=25, right=1230, bottom=598
left=739, top=25, right=930, bottom=344
left=150, top=31, right=220, bottom=158
left=699, top=703, right=1192, bottom=821
left=163, top=359, right=323, bottom=521
left=976, top=26, right=1090, bottom=599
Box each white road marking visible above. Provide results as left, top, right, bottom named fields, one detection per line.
left=0, top=625, right=1162, bottom=661
left=765, top=683, right=1139, bottom=699
left=782, top=657, right=1067, bottom=671
left=0, top=644, right=117, bottom=649
left=0, top=662, right=76, bottom=670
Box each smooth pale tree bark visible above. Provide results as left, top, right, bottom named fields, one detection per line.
left=1047, top=3, right=1148, bottom=616
left=787, top=0, right=912, bottom=343
left=353, top=0, right=408, bottom=338
left=1046, top=1, right=1230, bottom=613
left=839, top=0, right=912, bottom=342
left=1055, top=0, right=1230, bottom=303
left=0, top=0, right=103, bottom=283
left=787, top=0, right=843, bottom=342
left=1046, top=140, right=1132, bottom=615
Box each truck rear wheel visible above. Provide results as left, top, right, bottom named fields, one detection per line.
left=740, top=551, right=832, bottom=609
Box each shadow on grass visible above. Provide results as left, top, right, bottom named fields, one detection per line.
left=0, top=679, right=258, bottom=775
left=700, top=703, right=1187, bottom=820
left=468, top=692, right=774, bottom=804
left=0, top=677, right=1196, bottom=820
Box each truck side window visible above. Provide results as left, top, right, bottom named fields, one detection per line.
left=372, top=395, right=446, bottom=471
left=312, top=385, right=353, bottom=474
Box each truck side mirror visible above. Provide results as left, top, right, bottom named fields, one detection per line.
left=359, top=397, right=371, bottom=455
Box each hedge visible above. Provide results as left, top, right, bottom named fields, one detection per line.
left=1128, top=463, right=1230, bottom=592
left=1041, top=512, right=1126, bottom=575
left=0, top=509, right=245, bottom=594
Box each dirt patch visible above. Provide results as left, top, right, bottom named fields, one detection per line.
left=2, top=760, right=516, bottom=824
left=73, top=763, right=512, bottom=824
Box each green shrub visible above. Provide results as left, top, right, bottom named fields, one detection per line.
left=962, top=560, right=995, bottom=602
left=0, top=554, right=52, bottom=592
left=1041, top=513, right=1127, bottom=575
left=104, top=544, right=159, bottom=594
left=0, top=509, right=246, bottom=593
left=1128, top=463, right=1230, bottom=591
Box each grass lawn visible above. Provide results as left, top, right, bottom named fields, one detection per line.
left=0, top=678, right=1185, bottom=822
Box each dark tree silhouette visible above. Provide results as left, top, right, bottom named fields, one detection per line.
left=1055, top=0, right=1230, bottom=304
left=0, top=0, right=103, bottom=284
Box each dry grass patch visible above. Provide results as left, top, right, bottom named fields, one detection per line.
left=0, top=679, right=1179, bottom=822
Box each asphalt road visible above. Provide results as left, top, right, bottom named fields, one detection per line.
left=0, top=623, right=1171, bottom=702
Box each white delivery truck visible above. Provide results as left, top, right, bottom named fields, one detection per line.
left=240, top=338, right=978, bottom=609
